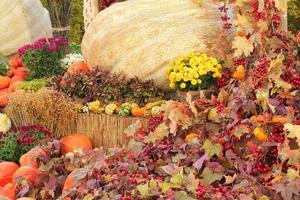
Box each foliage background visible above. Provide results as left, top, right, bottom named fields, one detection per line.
left=41, top=0, right=299, bottom=44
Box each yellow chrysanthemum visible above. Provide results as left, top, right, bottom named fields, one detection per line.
left=180, top=82, right=186, bottom=89
left=191, top=79, right=198, bottom=85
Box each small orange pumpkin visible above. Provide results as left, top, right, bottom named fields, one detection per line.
left=9, top=56, right=23, bottom=69
left=14, top=67, right=28, bottom=80
left=185, top=133, right=198, bottom=142
left=60, top=134, right=92, bottom=154
left=0, top=183, right=15, bottom=200
left=253, top=127, right=268, bottom=142
left=67, top=62, right=89, bottom=75
left=63, top=169, right=87, bottom=192
left=13, top=166, right=40, bottom=184
left=0, top=76, right=10, bottom=90
left=19, top=147, right=47, bottom=168
left=131, top=107, right=147, bottom=117
left=0, top=93, right=9, bottom=108
left=0, top=162, right=19, bottom=186
left=233, top=65, right=245, bottom=80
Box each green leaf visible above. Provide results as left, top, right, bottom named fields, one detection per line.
left=170, top=171, right=184, bottom=186
left=137, top=183, right=150, bottom=197
left=200, top=167, right=223, bottom=185
left=159, top=182, right=178, bottom=194
left=174, top=191, right=197, bottom=200
left=202, top=139, right=223, bottom=158
left=83, top=194, right=94, bottom=200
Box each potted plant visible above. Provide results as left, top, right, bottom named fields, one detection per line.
left=166, top=52, right=222, bottom=100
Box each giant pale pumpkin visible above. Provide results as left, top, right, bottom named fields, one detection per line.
left=0, top=162, right=19, bottom=186
left=13, top=166, right=40, bottom=184
left=82, top=0, right=232, bottom=88
left=60, top=134, right=92, bottom=154
left=0, top=0, right=52, bottom=56
left=19, top=147, right=47, bottom=168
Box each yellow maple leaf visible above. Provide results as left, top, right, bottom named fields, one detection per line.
left=271, top=77, right=293, bottom=95
left=284, top=123, right=300, bottom=145
left=268, top=54, right=285, bottom=79
left=274, top=0, right=287, bottom=13
left=234, top=14, right=253, bottom=34
left=232, top=36, right=254, bottom=57
left=256, top=88, right=270, bottom=112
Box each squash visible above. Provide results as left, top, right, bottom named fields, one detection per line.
left=19, top=147, right=47, bottom=168
left=253, top=127, right=268, bottom=142
left=7, top=68, right=16, bottom=78
left=14, top=67, right=28, bottom=80
left=233, top=65, right=245, bottom=80
left=60, top=134, right=93, bottom=154
left=17, top=198, right=36, bottom=200
left=9, top=56, right=23, bottom=69
left=13, top=166, right=40, bottom=184
left=185, top=133, right=198, bottom=142
left=207, top=108, right=218, bottom=121
left=63, top=169, right=87, bottom=192
left=0, top=183, right=15, bottom=200
left=131, top=107, right=147, bottom=117
left=8, top=81, right=23, bottom=92
left=0, top=162, right=19, bottom=186
left=0, top=76, right=10, bottom=90
left=105, top=103, right=118, bottom=115
left=81, top=0, right=232, bottom=88
left=10, top=76, right=24, bottom=84
left=67, top=61, right=89, bottom=75
left=271, top=115, right=288, bottom=124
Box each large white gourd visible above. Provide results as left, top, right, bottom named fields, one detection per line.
left=82, top=0, right=230, bottom=88
left=0, top=0, right=52, bottom=56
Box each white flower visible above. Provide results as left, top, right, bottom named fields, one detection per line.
left=60, top=53, right=85, bottom=69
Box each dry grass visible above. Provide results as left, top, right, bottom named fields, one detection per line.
left=4, top=89, right=77, bottom=134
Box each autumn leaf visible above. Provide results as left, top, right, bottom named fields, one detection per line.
left=268, top=54, right=285, bottom=79
left=137, top=183, right=150, bottom=197
left=284, top=123, right=300, bottom=144
left=174, top=191, right=197, bottom=200
left=232, top=36, right=254, bottom=57
left=143, top=123, right=169, bottom=143
left=278, top=140, right=300, bottom=168
left=234, top=14, right=253, bottom=34
left=271, top=78, right=293, bottom=95
left=256, top=88, right=271, bottom=112
left=232, top=124, right=251, bottom=139
left=200, top=167, right=223, bottom=185
left=124, top=120, right=142, bottom=137
left=170, top=170, right=184, bottom=186
left=159, top=182, right=178, bottom=194
left=202, top=139, right=223, bottom=158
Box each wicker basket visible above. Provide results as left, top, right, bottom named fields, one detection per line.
left=56, top=113, right=148, bottom=148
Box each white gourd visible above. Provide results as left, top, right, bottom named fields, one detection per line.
left=0, top=0, right=52, bottom=56
left=82, top=0, right=232, bottom=88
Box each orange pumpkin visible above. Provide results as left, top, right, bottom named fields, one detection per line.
left=10, top=76, right=24, bottom=84
left=271, top=115, right=288, bottom=124
left=233, top=65, right=245, bottom=80
left=13, top=166, right=40, bottom=184
left=0, top=183, right=15, bottom=200
left=0, top=162, right=19, bottom=186
left=67, top=62, right=89, bottom=75
left=14, top=67, right=28, bottom=80
left=0, top=93, right=9, bottom=108
left=7, top=68, right=16, bottom=78
left=19, top=147, right=47, bottom=168
left=253, top=127, right=268, bottom=142
left=0, top=76, right=10, bottom=90
left=131, top=107, right=147, bottom=117
left=185, top=133, right=198, bottom=142
left=60, top=134, right=92, bottom=154
left=63, top=169, right=87, bottom=191
left=9, top=56, right=23, bottom=69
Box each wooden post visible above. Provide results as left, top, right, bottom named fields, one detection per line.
left=83, top=0, right=99, bottom=31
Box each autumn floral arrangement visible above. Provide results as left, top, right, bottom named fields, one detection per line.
left=167, top=53, right=222, bottom=91
left=18, top=37, right=69, bottom=80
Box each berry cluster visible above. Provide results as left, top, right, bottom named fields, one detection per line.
left=219, top=5, right=232, bottom=30
left=283, top=67, right=300, bottom=88
left=251, top=162, right=271, bottom=175
left=269, top=124, right=284, bottom=144
left=148, top=115, right=164, bottom=132
left=213, top=184, right=228, bottom=194
left=253, top=58, right=270, bottom=88
left=196, top=183, right=206, bottom=198
left=217, top=68, right=231, bottom=88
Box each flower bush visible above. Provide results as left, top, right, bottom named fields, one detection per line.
left=18, top=37, right=68, bottom=80
left=166, top=53, right=222, bottom=91
left=60, top=53, right=85, bottom=70
left=0, top=125, right=52, bottom=163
